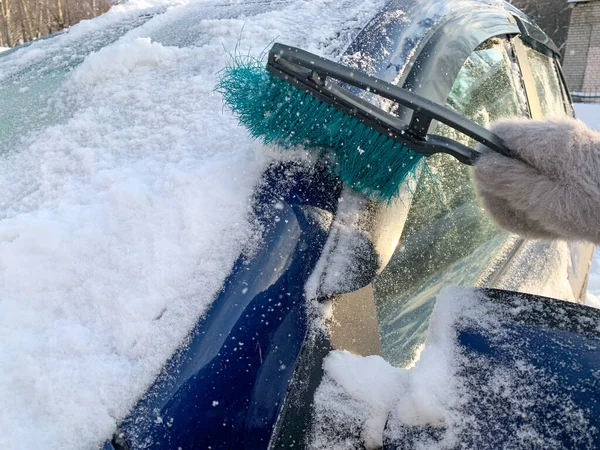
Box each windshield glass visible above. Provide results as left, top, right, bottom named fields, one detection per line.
left=525, top=46, right=566, bottom=117
left=373, top=39, right=523, bottom=367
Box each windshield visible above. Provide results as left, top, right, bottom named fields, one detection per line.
left=373, top=39, right=524, bottom=367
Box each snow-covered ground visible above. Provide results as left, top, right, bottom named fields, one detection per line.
left=574, top=103, right=600, bottom=308
left=0, top=47, right=9, bottom=53
left=0, top=0, right=387, bottom=449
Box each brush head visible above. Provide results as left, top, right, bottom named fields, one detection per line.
left=216, top=56, right=423, bottom=202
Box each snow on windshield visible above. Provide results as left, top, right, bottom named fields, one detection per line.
left=0, top=0, right=388, bottom=448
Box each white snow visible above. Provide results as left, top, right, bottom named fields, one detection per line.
left=0, top=0, right=389, bottom=449
left=312, top=286, right=597, bottom=449
left=0, top=33, right=268, bottom=450
left=310, top=287, right=484, bottom=450
left=0, top=47, right=8, bottom=53
left=317, top=351, right=407, bottom=448
left=574, top=103, right=600, bottom=308
left=305, top=190, right=372, bottom=299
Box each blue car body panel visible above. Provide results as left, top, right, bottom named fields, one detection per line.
left=384, top=289, right=600, bottom=449
left=118, top=164, right=341, bottom=449
left=456, top=290, right=600, bottom=448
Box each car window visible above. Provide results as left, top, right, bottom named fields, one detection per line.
left=372, top=39, right=524, bottom=368
left=524, top=47, right=566, bottom=117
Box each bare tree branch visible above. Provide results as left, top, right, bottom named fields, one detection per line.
left=0, top=0, right=110, bottom=46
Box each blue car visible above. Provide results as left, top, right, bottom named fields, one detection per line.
left=1, top=0, right=598, bottom=448
left=110, top=0, right=599, bottom=448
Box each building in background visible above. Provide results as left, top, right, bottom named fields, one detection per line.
left=508, top=0, right=571, bottom=55
left=563, top=0, right=600, bottom=102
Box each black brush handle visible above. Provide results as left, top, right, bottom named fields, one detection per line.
left=268, top=43, right=514, bottom=164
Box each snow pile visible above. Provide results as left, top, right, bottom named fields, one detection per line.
left=0, top=33, right=268, bottom=450
left=311, top=352, right=407, bottom=449
left=311, top=287, right=599, bottom=449
left=0, top=0, right=389, bottom=449
left=575, top=103, right=600, bottom=308
left=310, top=287, right=473, bottom=450
left=0, top=47, right=8, bottom=53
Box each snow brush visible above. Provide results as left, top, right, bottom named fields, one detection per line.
left=216, top=43, right=514, bottom=202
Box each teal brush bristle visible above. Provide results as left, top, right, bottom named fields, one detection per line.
left=216, top=55, right=424, bottom=202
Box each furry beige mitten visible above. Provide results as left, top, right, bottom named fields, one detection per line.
left=473, top=117, right=600, bottom=243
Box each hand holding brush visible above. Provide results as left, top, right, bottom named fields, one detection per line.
left=473, top=117, right=600, bottom=244
left=218, top=43, right=600, bottom=244
left=216, top=43, right=513, bottom=202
